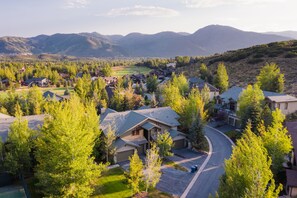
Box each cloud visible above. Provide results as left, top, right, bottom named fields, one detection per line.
left=107, top=5, right=179, bottom=17
left=182, top=0, right=286, bottom=8
left=64, top=0, right=89, bottom=8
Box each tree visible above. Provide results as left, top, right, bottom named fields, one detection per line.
left=144, top=143, right=162, bottom=192
left=237, top=84, right=264, bottom=131
left=261, top=104, right=273, bottom=127
left=218, top=123, right=282, bottom=198
left=188, top=117, right=208, bottom=150
left=162, top=83, right=184, bottom=114
left=27, top=86, right=44, bottom=115
left=171, top=73, right=189, bottom=96
left=259, top=109, right=293, bottom=175
left=128, top=151, right=144, bottom=194
left=156, top=131, right=173, bottom=158
left=102, top=64, right=113, bottom=77
left=105, top=124, right=116, bottom=163
left=4, top=104, right=32, bottom=176
left=35, top=96, right=104, bottom=197
left=201, top=84, right=210, bottom=103
left=214, top=63, right=229, bottom=93
left=256, top=63, right=284, bottom=93
left=199, top=63, right=213, bottom=83
left=146, top=75, right=159, bottom=93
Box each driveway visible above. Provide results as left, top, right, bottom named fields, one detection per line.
left=156, top=149, right=207, bottom=197
left=186, top=125, right=233, bottom=198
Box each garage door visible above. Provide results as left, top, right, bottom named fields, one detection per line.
left=116, top=150, right=135, bottom=162
left=173, top=139, right=185, bottom=149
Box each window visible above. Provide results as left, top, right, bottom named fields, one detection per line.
left=132, top=130, right=139, bottom=136
left=285, top=103, right=288, bottom=110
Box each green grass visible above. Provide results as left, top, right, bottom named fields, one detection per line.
left=163, top=159, right=188, bottom=172
left=93, top=167, right=133, bottom=198
left=0, top=87, right=74, bottom=98
left=112, top=66, right=151, bottom=77
left=93, top=167, right=172, bottom=198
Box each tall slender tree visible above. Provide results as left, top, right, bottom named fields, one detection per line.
left=214, top=63, right=229, bottom=93
left=128, top=151, right=144, bottom=194
left=156, top=131, right=173, bottom=158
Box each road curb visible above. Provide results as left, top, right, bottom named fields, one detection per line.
left=180, top=136, right=213, bottom=198
left=205, top=125, right=235, bottom=146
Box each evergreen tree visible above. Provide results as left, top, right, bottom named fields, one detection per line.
left=259, top=109, right=293, bottom=175
left=146, top=75, right=159, bottom=93
left=218, top=123, right=282, bottom=198
left=214, top=63, right=229, bottom=93
left=256, top=63, right=285, bottom=93
left=144, top=143, right=162, bottom=192
left=156, top=131, right=173, bottom=158
left=4, top=104, right=32, bottom=175
left=35, top=96, right=104, bottom=197
left=128, top=151, right=144, bottom=194
left=261, top=104, right=273, bottom=127
left=105, top=125, right=116, bottom=163
left=188, top=117, right=208, bottom=150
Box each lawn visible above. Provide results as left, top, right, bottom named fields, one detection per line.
left=93, top=167, right=133, bottom=198
left=93, top=167, right=172, bottom=198
left=112, top=66, right=152, bottom=77
left=0, top=87, right=74, bottom=98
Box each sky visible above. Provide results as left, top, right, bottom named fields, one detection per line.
left=0, top=0, right=296, bottom=37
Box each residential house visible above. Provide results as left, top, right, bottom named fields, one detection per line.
left=102, top=77, right=118, bottom=86
left=24, top=77, right=49, bottom=87
left=285, top=122, right=297, bottom=197
left=216, top=86, right=297, bottom=127
left=188, top=77, right=219, bottom=100
left=166, top=62, right=176, bottom=68
left=0, top=115, right=45, bottom=142
left=43, top=91, right=65, bottom=102
left=100, top=107, right=187, bottom=163
left=266, top=95, right=297, bottom=115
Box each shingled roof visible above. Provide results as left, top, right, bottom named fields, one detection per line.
left=0, top=115, right=45, bottom=141
left=100, top=107, right=180, bottom=137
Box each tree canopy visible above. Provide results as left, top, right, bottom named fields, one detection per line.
left=35, top=96, right=104, bottom=197
left=218, top=123, right=282, bottom=198
left=214, top=63, right=229, bottom=93
left=256, top=63, right=285, bottom=93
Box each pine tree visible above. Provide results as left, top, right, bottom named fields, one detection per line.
left=156, top=131, right=173, bottom=158
left=214, top=63, right=229, bottom=93
left=144, top=143, right=162, bottom=192
left=128, top=151, right=144, bottom=194
left=188, top=117, right=207, bottom=150
left=218, top=123, right=282, bottom=198
left=4, top=104, right=32, bottom=175
left=35, top=96, right=104, bottom=197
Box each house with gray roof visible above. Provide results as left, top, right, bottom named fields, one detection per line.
left=0, top=115, right=45, bottom=141
left=216, top=86, right=297, bottom=127
left=100, top=107, right=187, bottom=163
left=188, top=77, right=219, bottom=100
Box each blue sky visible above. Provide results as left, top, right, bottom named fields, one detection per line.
left=0, top=0, right=296, bottom=37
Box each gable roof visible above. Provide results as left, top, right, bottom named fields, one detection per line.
left=219, top=86, right=244, bottom=103
left=0, top=115, right=45, bottom=141
left=43, top=91, right=64, bottom=101
left=100, top=108, right=117, bottom=122
left=100, top=107, right=180, bottom=137
left=219, top=86, right=287, bottom=103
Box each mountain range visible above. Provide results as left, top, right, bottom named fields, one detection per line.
left=0, top=25, right=294, bottom=58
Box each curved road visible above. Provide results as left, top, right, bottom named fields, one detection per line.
left=186, top=125, right=233, bottom=198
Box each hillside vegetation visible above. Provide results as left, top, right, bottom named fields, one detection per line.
left=177, top=40, right=297, bottom=95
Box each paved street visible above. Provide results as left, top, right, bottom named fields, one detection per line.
left=186, top=125, right=233, bottom=198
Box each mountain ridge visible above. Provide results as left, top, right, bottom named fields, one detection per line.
left=0, top=25, right=292, bottom=57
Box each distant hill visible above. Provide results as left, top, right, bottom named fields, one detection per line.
left=177, top=40, right=297, bottom=96
left=266, top=31, right=297, bottom=40
left=0, top=25, right=292, bottom=57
